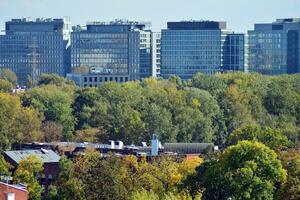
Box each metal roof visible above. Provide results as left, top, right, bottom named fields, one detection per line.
left=163, top=143, right=214, bottom=154
left=4, top=149, right=60, bottom=164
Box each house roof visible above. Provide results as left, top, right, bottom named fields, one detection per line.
left=4, top=149, right=60, bottom=164
left=163, top=143, right=214, bottom=154
left=0, top=182, right=28, bottom=192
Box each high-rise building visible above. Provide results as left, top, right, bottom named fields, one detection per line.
left=140, top=29, right=152, bottom=79
left=160, top=21, right=245, bottom=80
left=70, top=20, right=152, bottom=86
left=248, top=18, right=300, bottom=74
left=0, top=18, right=71, bottom=85
left=222, top=33, right=246, bottom=71
left=151, top=32, right=161, bottom=77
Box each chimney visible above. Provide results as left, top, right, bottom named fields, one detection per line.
left=115, top=141, right=124, bottom=149
left=109, top=140, right=115, bottom=149
left=151, top=134, right=160, bottom=156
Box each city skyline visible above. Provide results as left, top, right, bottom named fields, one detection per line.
left=0, top=0, right=299, bottom=33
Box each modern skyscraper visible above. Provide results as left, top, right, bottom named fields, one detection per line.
left=140, top=29, right=152, bottom=79
left=160, top=21, right=245, bottom=80
left=151, top=32, right=161, bottom=77
left=0, top=18, right=71, bottom=85
left=222, top=33, right=246, bottom=72
left=248, top=18, right=300, bottom=75
left=70, top=20, right=152, bottom=86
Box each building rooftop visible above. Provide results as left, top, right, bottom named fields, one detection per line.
left=4, top=149, right=60, bottom=164
left=275, top=18, right=300, bottom=23
left=9, top=18, right=65, bottom=23
left=164, top=143, right=214, bottom=154
left=0, top=182, right=28, bottom=192
left=167, top=21, right=227, bottom=30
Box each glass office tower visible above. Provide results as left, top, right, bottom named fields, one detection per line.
left=140, top=30, right=152, bottom=79
left=160, top=21, right=244, bottom=80
left=70, top=20, right=152, bottom=85
left=151, top=32, right=161, bottom=77
left=248, top=18, right=300, bottom=75
left=223, top=33, right=246, bottom=71
left=0, top=18, right=70, bottom=85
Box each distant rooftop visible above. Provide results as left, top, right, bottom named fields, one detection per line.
left=167, top=20, right=227, bottom=30
left=0, top=182, right=28, bottom=192
left=86, top=19, right=151, bottom=27
left=275, top=18, right=300, bottom=23
left=164, top=143, right=214, bottom=154
left=4, top=149, right=60, bottom=164
left=8, top=18, right=66, bottom=23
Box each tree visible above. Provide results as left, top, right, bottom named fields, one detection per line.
left=14, top=155, right=44, bottom=200
left=276, top=150, right=300, bottom=200
left=229, top=125, right=290, bottom=150
left=38, top=73, right=77, bottom=93
left=22, top=85, right=75, bottom=140
left=0, top=155, right=10, bottom=179
left=0, top=93, right=42, bottom=150
left=49, top=156, right=83, bottom=200
left=186, top=141, right=287, bottom=200
left=0, top=69, right=17, bottom=85
left=41, top=121, right=63, bottom=142
left=0, top=79, right=13, bottom=92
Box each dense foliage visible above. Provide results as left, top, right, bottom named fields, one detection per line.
left=0, top=71, right=299, bottom=199
left=0, top=72, right=299, bottom=148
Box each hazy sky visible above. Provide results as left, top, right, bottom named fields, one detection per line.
left=0, top=0, right=299, bottom=33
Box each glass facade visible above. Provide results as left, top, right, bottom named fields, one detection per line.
left=222, top=34, right=245, bottom=71
left=139, top=31, right=152, bottom=78
left=0, top=18, right=70, bottom=85
left=247, top=18, right=300, bottom=75
left=160, top=21, right=245, bottom=80
left=151, top=32, right=161, bottom=77
left=71, top=21, right=152, bottom=81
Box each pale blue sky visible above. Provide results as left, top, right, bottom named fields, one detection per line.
left=0, top=0, right=299, bottom=32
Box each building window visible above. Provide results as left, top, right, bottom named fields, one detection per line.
left=94, top=77, right=98, bottom=82
left=115, top=77, right=118, bottom=82
left=84, top=77, right=87, bottom=82
left=89, top=77, right=92, bottom=82
left=110, top=77, right=113, bottom=81
left=105, top=77, right=108, bottom=82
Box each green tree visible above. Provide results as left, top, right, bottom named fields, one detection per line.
left=0, top=79, right=13, bottom=92
left=38, top=73, right=77, bottom=93
left=14, top=155, right=44, bottom=200
left=22, top=85, right=75, bottom=140
left=187, top=141, right=287, bottom=200
left=0, top=69, right=17, bottom=85
left=49, top=156, right=83, bottom=200
left=277, top=150, right=300, bottom=200
left=0, top=155, right=10, bottom=179
left=229, top=125, right=290, bottom=150
left=0, top=93, right=42, bottom=150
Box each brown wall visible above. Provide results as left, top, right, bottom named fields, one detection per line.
left=0, top=183, right=28, bottom=200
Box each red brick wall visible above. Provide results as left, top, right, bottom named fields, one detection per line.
left=0, top=183, right=28, bottom=200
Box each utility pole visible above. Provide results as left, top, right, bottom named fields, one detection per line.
left=29, top=36, right=38, bottom=87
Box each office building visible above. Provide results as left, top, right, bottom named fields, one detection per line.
left=151, top=32, right=161, bottom=77
left=160, top=21, right=245, bottom=80
left=248, top=18, right=300, bottom=74
left=69, top=20, right=152, bottom=86
left=0, top=18, right=71, bottom=85
left=222, top=33, right=246, bottom=71
left=140, top=30, right=152, bottom=79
